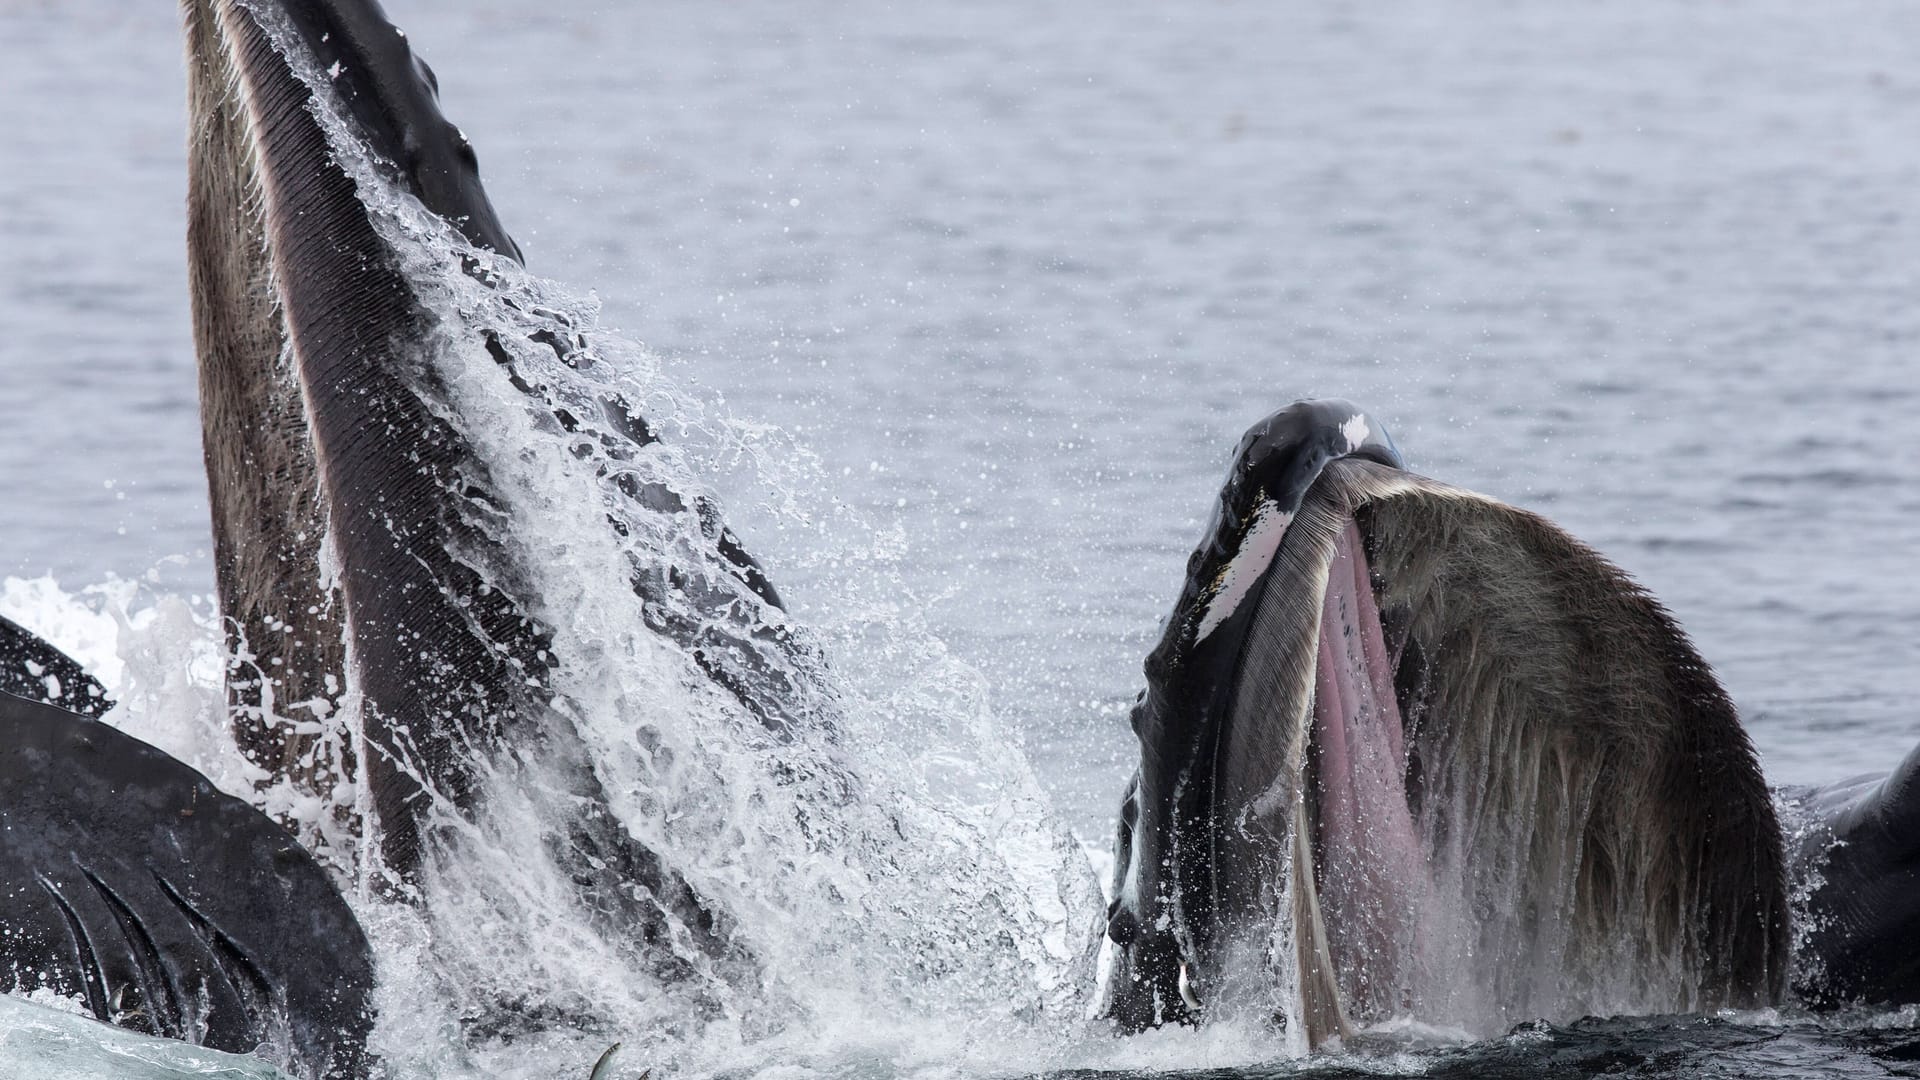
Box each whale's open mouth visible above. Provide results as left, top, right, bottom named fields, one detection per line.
left=1103, top=402, right=1789, bottom=1044
left=1196, top=459, right=1431, bottom=1041
left=1296, top=515, right=1428, bottom=1031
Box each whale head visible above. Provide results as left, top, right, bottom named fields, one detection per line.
left=181, top=0, right=550, bottom=875
left=1102, top=399, right=1402, bottom=1034
left=1102, top=399, right=1788, bottom=1043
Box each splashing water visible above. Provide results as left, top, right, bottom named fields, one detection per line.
left=0, top=10, right=1118, bottom=1075
left=332, top=95, right=1105, bottom=1080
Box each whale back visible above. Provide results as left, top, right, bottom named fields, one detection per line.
left=1793, top=740, right=1920, bottom=1005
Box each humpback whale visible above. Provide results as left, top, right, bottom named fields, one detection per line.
left=1791, top=743, right=1920, bottom=1006
left=1101, top=399, right=1920, bottom=1043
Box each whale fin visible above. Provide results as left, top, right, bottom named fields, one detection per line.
left=0, top=688, right=374, bottom=1079
left=0, top=614, right=110, bottom=717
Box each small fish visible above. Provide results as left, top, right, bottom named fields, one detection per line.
left=588, top=1043, right=628, bottom=1080
left=1178, top=962, right=1203, bottom=1012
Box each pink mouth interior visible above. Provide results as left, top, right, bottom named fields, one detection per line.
left=1310, top=520, right=1427, bottom=1015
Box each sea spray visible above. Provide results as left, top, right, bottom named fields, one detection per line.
left=223, top=4, right=1108, bottom=1071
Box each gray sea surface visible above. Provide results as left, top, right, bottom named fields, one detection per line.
left=1, top=2, right=1918, bottom=1074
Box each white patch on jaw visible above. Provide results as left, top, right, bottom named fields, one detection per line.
left=1195, top=498, right=1293, bottom=641
left=1340, top=413, right=1371, bottom=453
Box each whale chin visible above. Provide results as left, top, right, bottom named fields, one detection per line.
left=1102, top=402, right=1787, bottom=1044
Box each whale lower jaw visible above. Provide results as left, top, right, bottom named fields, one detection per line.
left=180, top=1, right=833, bottom=1011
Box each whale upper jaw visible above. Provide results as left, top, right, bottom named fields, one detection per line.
left=231, top=0, right=521, bottom=258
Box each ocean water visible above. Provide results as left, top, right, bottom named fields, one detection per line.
left=1, top=1, right=1917, bottom=1077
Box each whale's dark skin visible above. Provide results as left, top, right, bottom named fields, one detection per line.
left=1792, top=745, right=1920, bottom=1006
left=0, top=686, right=373, bottom=1079
left=0, top=614, right=110, bottom=717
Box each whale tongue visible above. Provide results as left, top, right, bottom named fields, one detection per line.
left=1308, top=520, right=1427, bottom=1021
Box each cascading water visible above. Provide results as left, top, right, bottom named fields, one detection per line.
left=358, top=214, right=1109, bottom=1075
